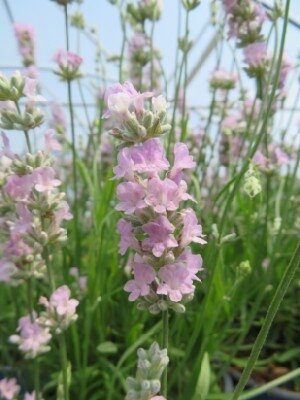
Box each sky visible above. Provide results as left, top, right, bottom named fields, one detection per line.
left=1, top=0, right=300, bottom=150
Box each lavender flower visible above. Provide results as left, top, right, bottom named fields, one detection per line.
left=210, top=69, right=237, bottom=90
left=49, top=102, right=67, bottom=134
left=53, top=49, right=83, bottom=81
left=9, top=314, right=52, bottom=359
left=222, top=0, right=267, bottom=46
left=0, top=378, right=20, bottom=400
left=106, top=82, right=206, bottom=314
left=39, top=285, right=79, bottom=334
left=13, top=23, right=36, bottom=75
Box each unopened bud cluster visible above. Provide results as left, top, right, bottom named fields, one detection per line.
left=125, top=342, right=168, bottom=400
left=127, top=0, right=163, bottom=27
left=0, top=72, right=44, bottom=131
left=243, top=164, right=262, bottom=198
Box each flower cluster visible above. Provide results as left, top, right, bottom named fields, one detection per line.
left=243, top=163, right=262, bottom=198
left=0, top=73, right=44, bottom=131
left=127, top=0, right=163, bottom=28
left=53, top=49, right=83, bottom=81
left=0, top=378, right=20, bottom=400
left=253, top=143, right=291, bottom=172
left=48, top=101, right=67, bottom=135
left=222, top=0, right=267, bottom=46
left=13, top=23, right=37, bottom=79
left=9, top=314, right=52, bottom=359
left=9, top=285, right=78, bottom=359
left=104, top=81, right=170, bottom=144
left=0, top=378, right=42, bottom=400
left=125, top=342, right=168, bottom=400
left=0, top=131, right=71, bottom=284
left=210, top=69, right=237, bottom=91
left=127, top=32, right=162, bottom=92
left=222, top=0, right=292, bottom=97
left=106, top=82, right=205, bottom=314
left=38, top=285, right=79, bottom=334
left=0, top=72, right=71, bottom=285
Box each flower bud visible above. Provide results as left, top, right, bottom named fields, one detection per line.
left=237, top=260, right=252, bottom=277
left=182, top=0, right=201, bottom=11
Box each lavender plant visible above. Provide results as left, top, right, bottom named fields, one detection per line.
left=0, top=0, right=299, bottom=399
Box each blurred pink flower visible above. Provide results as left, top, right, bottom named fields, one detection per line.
left=0, top=378, right=20, bottom=400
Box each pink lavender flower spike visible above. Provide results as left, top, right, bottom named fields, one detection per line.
left=39, top=285, right=79, bottom=334
left=0, top=260, right=17, bottom=283
left=244, top=42, right=268, bottom=76
left=54, top=49, right=83, bottom=70
left=44, top=129, right=62, bottom=152
left=170, top=142, right=196, bottom=181
left=11, top=205, right=32, bottom=237
left=0, top=132, right=14, bottom=159
left=103, top=81, right=153, bottom=118
left=53, top=49, right=83, bottom=81
left=24, top=78, right=46, bottom=102
left=0, top=378, right=20, bottom=400
left=9, top=314, right=52, bottom=359
left=142, top=216, right=178, bottom=257
left=116, top=181, right=146, bottom=214
left=13, top=22, right=36, bottom=68
left=157, top=264, right=194, bottom=302
left=180, top=208, right=207, bottom=248
left=24, top=392, right=38, bottom=400
left=5, top=174, right=34, bottom=200
left=124, top=259, right=156, bottom=301
left=106, top=81, right=206, bottom=312
left=131, top=138, right=169, bottom=176
left=49, top=101, right=67, bottom=134
left=33, top=166, right=61, bottom=193
left=53, top=201, right=73, bottom=224
left=117, top=219, right=140, bottom=255
left=145, top=177, right=191, bottom=214
left=114, top=147, right=136, bottom=181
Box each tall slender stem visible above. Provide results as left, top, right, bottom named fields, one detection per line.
left=231, top=240, right=300, bottom=400
left=27, top=278, right=40, bottom=400
left=59, top=333, right=70, bottom=400
left=162, top=309, right=169, bottom=397
left=218, top=0, right=291, bottom=239
left=34, top=359, right=40, bottom=400
left=64, top=4, right=80, bottom=263
left=14, top=101, right=33, bottom=153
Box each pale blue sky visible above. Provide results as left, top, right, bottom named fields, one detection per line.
left=1, top=0, right=300, bottom=150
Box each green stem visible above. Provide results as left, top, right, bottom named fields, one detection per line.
left=27, top=279, right=40, bottom=400
left=64, top=4, right=80, bottom=263
left=27, top=278, right=34, bottom=322
left=14, top=101, right=32, bottom=153
left=218, top=0, right=291, bottom=239
left=231, top=240, right=300, bottom=400
left=162, top=309, right=169, bottom=397
left=24, top=130, right=32, bottom=153
left=44, top=244, right=55, bottom=292
left=34, top=359, right=40, bottom=400
left=59, top=333, right=70, bottom=400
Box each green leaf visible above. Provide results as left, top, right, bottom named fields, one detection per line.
left=97, top=341, right=118, bottom=354
left=274, top=348, right=300, bottom=363
left=192, top=352, right=211, bottom=400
